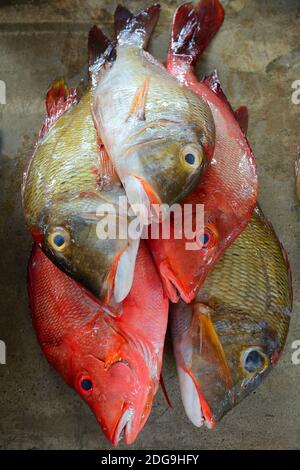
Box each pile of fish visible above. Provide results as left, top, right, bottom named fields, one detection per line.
left=22, top=1, right=292, bottom=446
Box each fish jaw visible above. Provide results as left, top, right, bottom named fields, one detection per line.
left=123, top=175, right=161, bottom=225
left=159, top=259, right=195, bottom=304
left=177, top=366, right=216, bottom=429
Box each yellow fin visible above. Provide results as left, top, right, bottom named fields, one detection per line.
left=193, top=303, right=233, bottom=391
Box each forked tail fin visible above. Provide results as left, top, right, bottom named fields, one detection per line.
left=114, top=4, right=160, bottom=48
left=168, top=0, right=224, bottom=66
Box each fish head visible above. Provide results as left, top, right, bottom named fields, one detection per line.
left=36, top=193, right=139, bottom=304
left=172, top=301, right=287, bottom=427
left=123, top=120, right=215, bottom=220
left=149, top=182, right=247, bottom=303
left=66, top=326, right=155, bottom=446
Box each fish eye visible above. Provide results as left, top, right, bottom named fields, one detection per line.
left=79, top=376, right=93, bottom=392
left=48, top=228, right=69, bottom=252
left=241, top=348, right=268, bottom=375
left=180, top=144, right=204, bottom=170
left=195, top=224, right=218, bottom=250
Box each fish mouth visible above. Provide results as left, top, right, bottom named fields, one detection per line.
left=159, top=260, right=195, bottom=303
left=123, top=176, right=161, bottom=225
left=177, top=366, right=216, bottom=429
left=112, top=407, right=135, bottom=446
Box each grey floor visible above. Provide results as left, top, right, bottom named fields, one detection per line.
left=0, top=0, right=300, bottom=450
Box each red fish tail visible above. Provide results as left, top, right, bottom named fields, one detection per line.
left=234, top=105, right=249, bottom=135
left=88, top=25, right=113, bottom=68
left=168, top=0, right=224, bottom=67
left=114, top=4, right=160, bottom=49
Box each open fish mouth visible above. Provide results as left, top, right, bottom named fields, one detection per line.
left=177, top=366, right=216, bottom=429
left=113, top=407, right=135, bottom=446
left=159, top=260, right=195, bottom=304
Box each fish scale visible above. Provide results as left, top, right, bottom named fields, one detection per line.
left=171, top=206, right=292, bottom=427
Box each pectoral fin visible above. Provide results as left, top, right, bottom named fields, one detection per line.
left=126, top=78, right=150, bottom=122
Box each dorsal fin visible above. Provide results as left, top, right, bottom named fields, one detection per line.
left=39, top=79, right=78, bottom=139
left=168, top=0, right=224, bottom=66
left=114, top=4, right=160, bottom=48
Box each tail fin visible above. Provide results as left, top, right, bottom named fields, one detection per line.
left=114, top=4, right=160, bottom=48
left=39, top=80, right=78, bottom=139
left=234, top=105, right=249, bottom=135
left=168, top=0, right=224, bottom=66
left=88, top=25, right=116, bottom=86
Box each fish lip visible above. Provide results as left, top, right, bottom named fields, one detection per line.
left=112, top=407, right=135, bottom=446
left=159, top=260, right=195, bottom=303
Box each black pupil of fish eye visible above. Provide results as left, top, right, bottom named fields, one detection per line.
left=185, top=153, right=196, bottom=165
left=244, top=350, right=264, bottom=373
left=53, top=234, right=65, bottom=247
left=199, top=232, right=210, bottom=246
left=81, top=378, right=92, bottom=391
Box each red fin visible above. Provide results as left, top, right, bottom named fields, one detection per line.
left=88, top=25, right=112, bottom=67
left=114, top=4, right=160, bottom=49
left=169, top=0, right=224, bottom=66
left=160, top=373, right=173, bottom=408
left=234, top=105, right=249, bottom=134
left=39, top=80, right=78, bottom=139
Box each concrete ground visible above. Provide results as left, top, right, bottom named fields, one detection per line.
left=0, top=0, right=299, bottom=450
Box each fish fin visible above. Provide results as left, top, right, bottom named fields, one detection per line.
left=179, top=366, right=216, bottom=429
left=88, top=26, right=116, bottom=87
left=88, top=25, right=115, bottom=68
left=168, top=0, right=224, bottom=66
left=97, top=138, right=120, bottom=187
left=113, top=238, right=140, bottom=304
left=114, top=4, right=160, bottom=48
left=39, top=80, right=78, bottom=139
left=126, top=77, right=150, bottom=121
left=160, top=373, right=173, bottom=408
left=194, top=303, right=233, bottom=391
left=234, top=105, right=249, bottom=134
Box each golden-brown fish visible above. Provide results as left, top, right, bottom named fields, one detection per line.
left=22, top=80, right=138, bottom=305
left=171, top=206, right=292, bottom=428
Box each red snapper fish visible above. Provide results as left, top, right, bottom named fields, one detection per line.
left=28, top=241, right=169, bottom=446
left=148, top=0, right=258, bottom=303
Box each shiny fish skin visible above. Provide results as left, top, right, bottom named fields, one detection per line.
left=171, top=206, right=292, bottom=427
left=148, top=0, right=257, bottom=303
left=28, top=241, right=169, bottom=446
left=23, top=85, right=138, bottom=305
left=91, top=5, right=215, bottom=216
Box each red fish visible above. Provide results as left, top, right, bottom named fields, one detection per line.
left=148, top=0, right=258, bottom=303
left=28, top=241, right=168, bottom=446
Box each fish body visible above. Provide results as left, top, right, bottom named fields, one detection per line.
left=148, top=0, right=257, bottom=303
left=28, top=241, right=169, bottom=446
left=22, top=81, right=138, bottom=305
left=91, top=5, right=215, bottom=216
left=171, top=206, right=292, bottom=427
